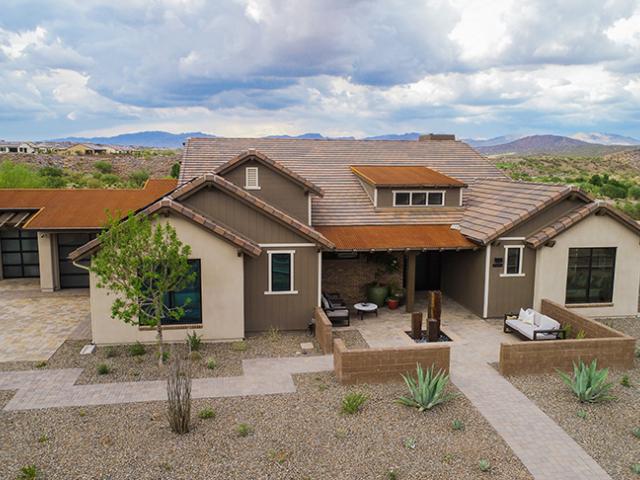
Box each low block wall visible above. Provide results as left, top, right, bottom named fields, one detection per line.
left=500, top=299, right=636, bottom=376
left=314, top=307, right=333, bottom=354
left=333, top=338, right=450, bottom=385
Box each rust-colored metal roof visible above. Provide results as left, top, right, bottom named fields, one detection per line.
left=0, top=179, right=177, bottom=229
left=315, top=224, right=477, bottom=251
left=351, top=165, right=466, bottom=187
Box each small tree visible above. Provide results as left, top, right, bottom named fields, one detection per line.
left=91, top=212, right=195, bottom=367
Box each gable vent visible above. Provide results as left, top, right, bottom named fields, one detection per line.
left=245, top=167, right=260, bottom=190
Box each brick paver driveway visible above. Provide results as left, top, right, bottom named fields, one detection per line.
left=0, top=279, right=90, bottom=362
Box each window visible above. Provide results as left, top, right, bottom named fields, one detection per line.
left=566, top=248, right=616, bottom=304
left=393, top=190, right=446, bottom=207
left=0, top=229, right=39, bottom=278
left=245, top=167, right=260, bottom=190
left=502, top=246, right=524, bottom=276
left=266, top=251, right=297, bottom=294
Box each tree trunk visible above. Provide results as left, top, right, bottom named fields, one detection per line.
left=155, top=297, right=164, bottom=368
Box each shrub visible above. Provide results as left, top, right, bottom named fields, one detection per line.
left=101, top=173, right=121, bottom=185
left=629, top=185, right=640, bottom=200
left=632, top=427, right=640, bottom=439
left=170, top=162, right=180, bottom=179
left=237, top=423, right=252, bottom=437
left=167, top=356, right=191, bottom=434
left=188, top=351, right=202, bottom=361
left=266, top=326, right=280, bottom=342
left=403, top=437, right=416, bottom=449
left=94, top=160, right=113, bottom=174
left=129, top=169, right=150, bottom=187
left=451, top=419, right=465, bottom=431
left=129, top=341, right=146, bottom=356
left=397, top=364, right=456, bottom=411
left=575, top=329, right=586, bottom=339
left=621, top=375, right=631, bottom=388
left=576, top=409, right=587, bottom=419
left=557, top=360, right=615, bottom=403
left=231, top=340, right=247, bottom=352
left=157, top=351, right=170, bottom=363
left=206, top=358, right=217, bottom=370
left=479, top=459, right=491, bottom=472
left=341, top=392, right=367, bottom=414
left=186, top=331, right=202, bottom=352
left=105, top=346, right=117, bottom=358
left=17, top=465, right=38, bottom=480
left=35, top=361, right=47, bottom=369
left=386, top=469, right=398, bottom=480
left=268, top=449, right=290, bottom=465
left=632, top=463, right=640, bottom=475
left=97, top=363, right=111, bottom=375
left=601, top=183, right=627, bottom=199
left=38, top=434, right=48, bottom=443
left=198, top=407, right=216, bottom=419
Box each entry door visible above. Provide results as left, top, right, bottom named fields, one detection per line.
left=414, top=252, right=442, bottom=291
left=0, top=229, right=40, bottom=278
left=57, top=233, right=95, bottom=288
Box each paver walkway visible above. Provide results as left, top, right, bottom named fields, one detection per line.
left=0, top=355, right=333, bottom=411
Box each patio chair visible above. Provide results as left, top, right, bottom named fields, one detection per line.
left=504, top=308, right=566, bottom=341
left=323, top=291, right=346, bottom=307
left=321, top=292, right=350, bottom=326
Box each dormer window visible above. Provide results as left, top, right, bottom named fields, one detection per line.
left=393, top=190, right=445, bottom=207
left=245, top=167, right=260, bottom=190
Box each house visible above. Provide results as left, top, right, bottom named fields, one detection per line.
left=0, top=142, right=37, bottom=154
left=1, top=135, right=639, bottom=346
left=62, top=143, right=121, bottom=155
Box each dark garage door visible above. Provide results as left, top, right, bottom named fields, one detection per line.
left=58, top=233, right=95, bottom=288
left=0, top=229, right=40, bottom=278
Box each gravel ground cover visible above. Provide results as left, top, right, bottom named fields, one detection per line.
left=0, top=371, right=532, bottom=480
left=334, top=329, right=369, bottom=349
left=0, top=331, right=322, bottom=383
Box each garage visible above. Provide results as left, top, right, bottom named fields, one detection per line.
left=0, top=229, right=40, bottom=278
left=57, top=233, right=96, bottom=288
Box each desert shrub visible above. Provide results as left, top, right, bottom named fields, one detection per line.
left=129, top=169, right=149, bottom=187
left=451, top=419, right=465, bottom=431
left=629, top=185, right=640, bottom=200
left=589, top=174, right=603, bottom=186
left=158, top=350, right=170, bottom=363
left=96, top=363, right=111, bottom=375
left=632, top=427, right=640, bottom=439
left=206, top=358, right=217, bottom=370
left=85, top=177, right=103, bottom=188
left=621, top=375, right=631, bottom=388
left=479, top=459, right=491, bottom=472
left=42, top=175, right=66, bottom=188
left=266, top=326, right=280, bottom=342
left=557, top=360, right=615, bottom=403
left=170, top=162, right=180, bottom=179
left=0, top=160, right=45, bottom=188
left=17, top=465, right=38, bottom=480
left=631, top=463, right=640, bottom=475
left=268, top=449, right=290, bottom=465
left=94, top=160, right=113, bottom=174
left=198, top=407, right=216, bottom=419
left=101, top=173, right=121, bottom=185
left=188, top=351, right=202, bottom=361
left=105, top=346, right=117, bottom=358
left=231, top=340, right=247, bottom=352
left=397, top=364, right=456, bottom=411
left=576, top=329, right=586, bottom=339
left=403, top=437, right=416, bottom=449
left=386, top=469, right=398, bottom=480
left=35, top=361, right=47, bottom=369
left=167, top=355, right=191, bottom=434
left=129, top=341, right=146, bottom=356
left=601, top=183, right=627, bottom=199
left=38, top=434, right=48, bottom=443
left=341, top=392, right=367, bottom=414
left=186, top=331, right=202, bottom=351
left=237, top=423, right=252, bottom=437
left=576, top=409, right=588, bottom=419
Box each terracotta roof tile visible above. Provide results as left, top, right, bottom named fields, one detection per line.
left=351, top=165, right=466, bottom=187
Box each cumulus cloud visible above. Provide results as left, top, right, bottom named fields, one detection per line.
left=0, top=0, right=639, bottom=139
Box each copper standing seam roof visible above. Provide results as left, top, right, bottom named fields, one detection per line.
left=350, top=165, right=467, bottom=187
left=170, top=174, right=335, bottom=249
left=214, top=149, right=324, bottom=196
left=315, top=225, right=477, bottom=251
left=0, top=179, right=177, bottom=230
left=69, top=198, right=262, bottom=261
left=525, top=202, right=640, bottom=249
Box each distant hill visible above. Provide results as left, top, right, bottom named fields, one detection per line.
left=476, top=135, right=635, bottom=156
left=265, top=133, right=356, bottom=140
left=50, top=131, right=215, bottom=148
left=570, top=132, right=640, bottom=146
left=364, top=132, right=421, bottom=141
left=462, top=135, right=524, bottom=147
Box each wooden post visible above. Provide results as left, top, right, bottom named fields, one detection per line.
left=411, top=312, right=422, bottom=340
left=427, top=318, right=439, bottom=342
left=427, top=290, right=442, bottom=334
left=405, top=252, right=417, bottom=313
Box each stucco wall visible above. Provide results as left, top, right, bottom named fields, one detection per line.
left=533, top=213, right=640, bottom=317
left=90, top=214, right=245, bottom=345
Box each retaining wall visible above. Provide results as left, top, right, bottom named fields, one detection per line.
left=314, top=307, right=333, bottom=354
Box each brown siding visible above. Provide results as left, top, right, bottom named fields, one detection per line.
left=314, top=307, right=333, bottom=353
left=487, top=242, right=536, bottom=317
left=377, top=187, right=461, bottom=208
left=505, top=198, right=585, bottom=237
left=333, top=338, right=450, bottom=385
left=244, top=247, right=318, bottom=331
left=441, top=249, right=485, bottom=317
left=183, top=187, right=309, bottom=244
left=220, top=159, right=309, bottom=223
left=357, top=179, right=375, bottom=203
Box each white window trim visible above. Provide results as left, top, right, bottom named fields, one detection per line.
left=392, top=190, right=446, bottom=207
left=307, top=195, right=312, bottom=225
left=501, top=245, right=525, bottom=277
left=265, top=250, right=298, bottom=295
left=244, top=166, right=261, bottom=190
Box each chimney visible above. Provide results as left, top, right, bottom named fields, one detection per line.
left=418, top=133, right=456, bottom=141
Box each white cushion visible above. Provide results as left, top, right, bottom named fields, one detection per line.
left=506, top=318, right=557, bottom=340
left=321, top=295, right=331, bottom=310
left=518, top=308, right=534, bottom=325
left=537, top=314, right=560, bottom=330
left=326, top=309, right=348, bottom=318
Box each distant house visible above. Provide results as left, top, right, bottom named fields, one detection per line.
left=61, top=143, right=134, bottom=155
left=0, top=142, right=37, bottom=154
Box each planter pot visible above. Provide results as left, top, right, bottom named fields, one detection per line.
left=387, top=298, right=399, bottom=310
left=367, top=284, right=389, bottom=307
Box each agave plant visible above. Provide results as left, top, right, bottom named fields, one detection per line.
left=397, top=364, right=456, bottom=411
left=557, top=359, right=615, bottom=403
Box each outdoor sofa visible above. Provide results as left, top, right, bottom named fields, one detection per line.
left=504, top=308, right=566, bottom=341
left=321, top=291, right=350, bottom=326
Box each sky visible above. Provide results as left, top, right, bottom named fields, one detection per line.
left=1, top=0, right=640, bottom=140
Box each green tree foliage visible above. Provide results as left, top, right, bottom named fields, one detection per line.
left=90, top=213, right=195, bottom=366
left=93, top=160, right=113, bottom=174
left=0, top=160, right=45, bottom=188
left=170, top=162, right=180, bottom=179
left=129, top=169, right=150, bottom=187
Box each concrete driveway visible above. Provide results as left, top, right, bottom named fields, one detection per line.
left=0, top=279, right=90, bottom=362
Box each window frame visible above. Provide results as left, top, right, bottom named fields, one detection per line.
left=501, top=245, right=525, bottom=277
left=565, top=247, right=616, bottom=305
left=244, top=166, right=260, bottom=190
left=265, top=250, right=298, bottom=295
left=392, top=190, right=446, bottom=207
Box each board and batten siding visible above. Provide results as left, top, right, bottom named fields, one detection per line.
left=441, top=249, right=486, bottom=317
left=244, top=246, right=319, bottom=331
left=220, top=158, right=310, bottom=224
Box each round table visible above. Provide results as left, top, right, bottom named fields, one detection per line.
left=354, top=302, right=378, bottom=320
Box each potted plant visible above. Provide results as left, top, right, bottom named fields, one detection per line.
left=367, top=281, right=389, bottom=307
left=387, top=295, right=399, bottom=310
left=365, top=253, right=399, bottom=307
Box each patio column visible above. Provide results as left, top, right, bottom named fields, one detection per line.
left=405, top=251, right=417, bottom=312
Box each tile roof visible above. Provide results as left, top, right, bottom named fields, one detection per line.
left=0, top=179, right=177, bottom=230
left=316, top=224, right=477, bottom=251
left=170, top=174, right=335, bottom=249
left=214, top=149, right=324, bottom=196
left=350, top=165, right=466, bottom=187
left=525, top=202, right=640, bottom=248
left=460, top=179, right=592, bottom=244
left=69, top=198, right=262, bottom=261
left=180, top=137, right=506, bottom=226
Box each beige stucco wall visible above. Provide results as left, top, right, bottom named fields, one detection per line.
left=90, top=214, right=245, bottom=345
left=37, top=232, right=59, bottom=292
left=533, top=214, right=640, bottom=317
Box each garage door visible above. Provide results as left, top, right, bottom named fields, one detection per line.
left=58, top=233, right=96, bottom=288
left=0, top=229, right=40, bottom=278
